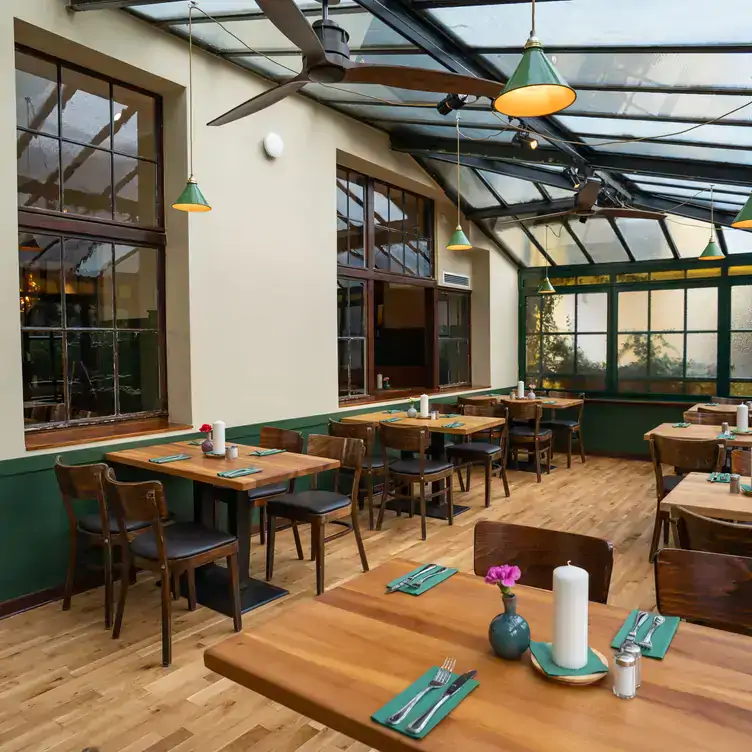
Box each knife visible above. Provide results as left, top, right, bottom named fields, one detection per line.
left=404, top=567, right=448, bottom=590
left=386, top=564, right=437, bottom=594
left=406, top=670, right=477, bottom=734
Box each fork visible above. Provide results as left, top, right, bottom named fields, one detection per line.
left=404, top=567, right=448, bottom=590
left=638, top=615, right=665, bottom=650
left=386, top=657, right=456, bottom=726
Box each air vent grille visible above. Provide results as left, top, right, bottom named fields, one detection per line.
left=442, top=271, right=471, bottom=288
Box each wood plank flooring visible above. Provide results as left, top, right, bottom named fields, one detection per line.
left=0, top=455, right=658, bottom=751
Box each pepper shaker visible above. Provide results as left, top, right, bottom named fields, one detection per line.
left=730, top=473, right=741, bottom=494
left=613, top=651, right=638, bottom=699
left=621, top=642, right=642, bottom=688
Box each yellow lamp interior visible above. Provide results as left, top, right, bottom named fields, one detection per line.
left=172, top=202, right=212, bottom=213
left=732, top=218, right=752, bottom=229
left=493, top=84, right=576, bottom=118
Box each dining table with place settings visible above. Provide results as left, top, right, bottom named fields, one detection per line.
left=660, top=471, right=752, bottom=522
left=644, top=422, right=752, bottom=447
left=204, top=558, right=752, bottom=752
left=105, top=440, right=339, bottom=615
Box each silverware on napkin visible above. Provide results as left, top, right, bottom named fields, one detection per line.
left=385, top=657, right=455, bottom=726
left=638, top=615, right=666, bottom=650
left=406, top=670, right=477, bottom=734
left=404, top=567, right=449, bottom=590
left=620, top=610, right=650, bottom=650
left=386, top=564, right=437, bottom=594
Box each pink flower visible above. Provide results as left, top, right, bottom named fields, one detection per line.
left=485, top=564, right=521, bottom=589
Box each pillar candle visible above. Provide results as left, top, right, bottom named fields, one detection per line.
left=419, top=394, right=430, bottom=418
left=517, top=380, right=525, bottom=399
left=376, top=374, right=383, bottom=390
left=212, top=420, right=226, bottom=455
left=737, top=404, right=749, bottom=432
left=552, top=562, right=589, bottom=670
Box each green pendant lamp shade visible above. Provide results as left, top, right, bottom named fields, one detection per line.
left=173, top=177, right=211, bottom=212
left=537, top=274, right=556, bottom=294
left=699, top=185, right=723, bottom=260
left=732, top=194, right=752, bottom=229
left=447, top=225, right=472, bottom=251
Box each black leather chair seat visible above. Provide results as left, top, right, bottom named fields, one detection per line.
left=509, top=426, right=553, bottom=439
left=267, top=490, right=351, bottom=517
left=541, top=419, right=580, bottom=429
left=390, top=458, right=453, bottom=475
left=446, top=442, right=503, bottom=458
left=661, top=475, right=684, bottom=495
left=247, top=482, right=288, bottom=502
left=130, top=522, right=236, bottom=561
left=79, top=514, right=150, bottom=535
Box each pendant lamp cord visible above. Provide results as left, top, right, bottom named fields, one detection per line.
left=545, top=224, right=549, bottom=279
left=456, top=112, right=462, bottom=226
left=188, top=1, right=196, bottom=178
left=710, top=184, right=715, bottom=240
left=530, top=0, right=536, bottom=37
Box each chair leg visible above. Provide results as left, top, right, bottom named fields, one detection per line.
left=352, top=509, right=369, bottom=573
left=103, top=542, right=113, bottom=629
left=63, top=530, right=77, bottom=612
left=499, top=459, right=510, bottom=498
left=366, top=474, right=374, bottom=531
left=419, top=483, right=427, bottom=541
left=456, top=464, right=466, bottom=493
left=187, top=568, right=197, bottom=611
left=578, top=430, right=587, bottom=463
left=265, top=511, right=276, bottom=581
left=112, top=550, right=129, bottom=639
left=567, top=431, right=573, bottom=469
left=546, top=444, right=552, bottom=474
left=259, top=506, right=266, bottom=545
left=465, top=465, right=471, bottom=492
left=227, top=553, right=242, bottom=632
left=484, top=460, right=492, bottom=508
left=663, top=516, right=670, bottom=544
left=649, top=506, right=663, bottom=562
left=535, top=444, right=542, bottom=483
left=291, top=521, right=304, bottom=560
left=313, top=518, right=326, bottom=595
left=160, top=568, right=172, bottom=667
left=171, top=573, right=180, bottom=601
left=446, top=476, right=454, bottom=526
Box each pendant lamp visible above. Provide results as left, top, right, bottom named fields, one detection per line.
left=537, top=226, right=556, bottom=294
left=493, top=0, right=576, bottom=118
left=699, top=185, right=724, bottom=260
left=732, top=193, right=752, bottom=229
left=446, top=114, right=472, bottom=251
left=173, top=2, right=211, bottom=212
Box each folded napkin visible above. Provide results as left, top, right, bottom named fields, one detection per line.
left=610, top=609, right=680, bottom=659
left=186, top=439, right=205, bottom=445
left=672, top=422, right=691, bottom=428
left=742, top=483, right=752, bottom=494
left=541, top=399, right=557, bottom=404
left=149, top=454, right=191, bottom=464
left=443, top=421, right=465, bottom=428
left=705, top=403, right=720, bottom=406
left=386, top=564, right=457, bottom=596
left=717, top=432, right=734, bottom=440
left=708, top=472, right=731, bottom=483
left=732, top=427, right=752, bottom=435
left=217, top=467, right=262, bottom=479
left=249, top=448, right=286, bottom=456
left=382, top=417, right=402, bottom=423
left=529, top=641, right=608, bottom=677
left=371, top=667, right=479, bottom=739
left=383, top=409, right=402, bottom=414
left=442, top=413, right=462, bottom=418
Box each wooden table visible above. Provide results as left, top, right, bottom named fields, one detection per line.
left=684, top=403, right=739, bottom=423
left=660, top=471, right=752, bottom=522
left=461, top=394, right=583, bottom=410
left=106, top=440, right=338, bottom=615
left=644, top=422, right=752, bottom=448
left=205, top=559, right=752, bottom=752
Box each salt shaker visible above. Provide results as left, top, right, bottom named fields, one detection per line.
left=722, top=421, right=730, bottom=436
left=621, top=642, right=642, bottom=688
left=730, top=473, right=741, bottom=494
left=225, top=444, right=238, bottom=460
left=613, top=651, right=637, bottom=699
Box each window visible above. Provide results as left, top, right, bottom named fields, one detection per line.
left=731, top=285, right=752, bottom=397
left=526, top=292, right=607, bottom=391
left=16, top=46, right=165, bottom=432
left=438, top=291, right=470, bottom=386
left=337, top=279, right=367, bottom=399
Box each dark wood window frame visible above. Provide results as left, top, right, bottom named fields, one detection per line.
left=438, top=289, right=472, bottom=388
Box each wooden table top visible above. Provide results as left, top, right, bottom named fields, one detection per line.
left=685, top=403, right=738, bottom=415
left=495, top=395, right=583, bottom=409
left=644, top=422, right=752, bottom=447
left=660, top=472, right=752, bottom=522
left=341, top=411, right=505, bottom=436
left=106, top=441, right=339, bottom=491
left=204, top=559, right=752, bottom=752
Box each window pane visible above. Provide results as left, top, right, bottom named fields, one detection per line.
left=114, top=245, right=159, bottom=328
left=337, top=217, right=348, bottom=265
left=404, top=239, right=419, bottom=275
left=526, top=296, right=541, bottom=333
left=67, top=331, right=115, bottom=418
left=338, top=339, right=365, bottom=397
left=650, top=333, right=684, bottom=377
left=618, top=291, right=648, bottom=331
left=615, top=218, right=673, bottom=260
left=569, top=219, right=628, bottom=263
left=373, top=181, right=390, bottom=227
left=22, top=331, right=64, bottom=425
left=348, top=220, right=365, bottom=268
left=16, top=50, right=58, bottom=136
left=618, top=334, right=648, bottom=377
left=113, top=85, right=157, bottom=160
left=731, top=285, right=752, bottom=329
left=685, top=381, right=715, bottom=396
left=731, top=333, right=752, bottom=379
left=114, top=155, right=157, bottom=226
left=686, top=333, right=717, bottom=377
left=63, top=239, right=113, bottom=328
left=61, top=67, right=111, bottom=148
left=479, top=170, right=542, bottom=204
left=576, top=334, right=607, bottom=374
left=62, top=142, right=112, bottom=219
left=686, top=287, right=718, bottom=331
left=526, top=334, right=541, bottom=373
left=337, top=279, right=365, bottom=338
left=19, top=233, right=62, bottom=328
left=117, top=331, right=161, bottom=413
left=417, top=239, right=432, bottom=277
left=731, top=382, right=752, bottom=398
left=542, top=334, right=574, bottom=373
left=17, top=131, right=60, bottom=210
left=577, top=293, right=607, bottom=332
left=650, top=289, right=684, bottom=331
left=541, top=294, right=575, bottom=333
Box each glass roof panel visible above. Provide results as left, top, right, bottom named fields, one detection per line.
left=722, top=227, right=752, bottom=254
left=380, top=124, right=516, bottom=142
left=423, top=159, right=496, bottom=209
left=478, top=170, right=543, bottom=204
left=626, top=174, right=751, bottom=195
left=569, top=219, right=629, bottom=263
left=527, top=222, right=589, bottom=266
left=664, top=214, right=713, bottom=258
left=636, top=185, right=745, bottom=205
left=429, top=1, right=752, bottom=47
left=489, top=221, right=548, bottom=267
left=583, top=139, right=752, bottom=166
left=543, top=185, right=577, bottom=200
left=324, top=104, right=509, bottom=128
left=615, top=218, right=673, bottom=260
left=131, top=1, right=355, bottom=22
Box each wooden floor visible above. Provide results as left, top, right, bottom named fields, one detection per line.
left=0, top=454, right=659, bottom=751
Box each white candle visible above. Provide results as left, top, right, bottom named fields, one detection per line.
left=517, top=380, right=525, bottom=399
left=376, top=373, right=383, bottom=390
left=419, top=394, right=430, bottom=419
left=212, top=420, right=226, bottom=455
left=737, top=404, right=749, bottom=432
left=552, top=562, right=589, bottom=670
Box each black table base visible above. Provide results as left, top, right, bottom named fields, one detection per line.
left=384, top=498, right=470, bottom=520
left=512, top=458, right=557, bottom=474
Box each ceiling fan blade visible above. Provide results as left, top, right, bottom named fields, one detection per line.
left=207, top=76, right=309, bottom=126
left=256, top=0, right=326, bottom=65
left=594, top=208, right=666, bottom=220
left=342, top=63, right=503, bottom=98
left=576, top=178, right=602, bottom=211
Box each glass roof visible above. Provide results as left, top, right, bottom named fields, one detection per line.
left=122, top=0, right=752, bottom=268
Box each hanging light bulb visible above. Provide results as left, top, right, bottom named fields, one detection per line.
left=537, top=225, right=556, bottom=294
left=173, top=2, right=211, bottom=212
left=699, top=185, right=724, bottom=260
left=446, top=113, right=472, bottom=251
left=493, top=0, right=576, bottom=118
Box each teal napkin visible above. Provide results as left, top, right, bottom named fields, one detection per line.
left=541, top=399, right=557, bottom=404
left=529, top=642, right=608, bottom=677
left=382, top=417, right=402, bottom=423
left=371, top=667, right=479, bottom=739
left=742, top=484, right=752, bottom=494
left=249, top=448, right=286, bottom=456
left=442, top=413, right=462, bottom=418
left=717, top=432, right=734, bottom=440
left=149, top=454, right=191, bottom=464
left=610, top=610, right=680, bottom=659
left=706, top=403, right=720, bottom=406
left=732, top=428, right=752, bottom=435
left=708, top=472, right=731, bottom=483
left=217, top=467, right=262, bottom=479
left=386, top=565, right=457, bottom=596
left=673, top=422, right=691, bottom=428
left=187, top=439, right=205, bottom=445
left=383, top=409, right=402, bottom=414
left=443, top=421, right=465, bottom=428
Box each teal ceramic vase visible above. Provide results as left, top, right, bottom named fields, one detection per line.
left=489, top=594, right=530, bottom=660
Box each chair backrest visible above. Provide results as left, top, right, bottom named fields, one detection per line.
left=54, top=456, right=110, bottom=535
left=655, top=548, right=752, bottom=636
left=462, top=404, right=508, bottom=444
left=328, top=420, right=376, bottom=470
left=507, top=400, right=543, bottom=434
left=259, top=426, right=303, bottom=453
left=379, top=423, right=430, bottom=476
left=696, top=407, right=730, bottom=425
left=473, top=520, right=614, bottom=604
left=306, top=434, right=365, bottom=501
left=546, top=390, right=585, bottom=422
left=711, top=396, right=745, bottom=405
left=650, top=435, right=725, bottom=473
left=730, top=449, right=751, bottom=476
left=435, top=402, right=461, bottom=415
left=458, top=395, right=495, bottom=407
left=675, top=506, right=752, bottom=558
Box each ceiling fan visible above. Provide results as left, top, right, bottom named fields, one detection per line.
left=208, top=0, right=504, bottom=127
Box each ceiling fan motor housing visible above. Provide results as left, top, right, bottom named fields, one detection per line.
left=308, top=19, right=351, bottom=83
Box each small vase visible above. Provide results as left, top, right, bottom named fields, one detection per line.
left=407, top=404, right=418, bottom=418
left=489, top=594, right=530, bottom=660
left=527, top=390, right=536, bottom=400
left=201, top=436, right=214, bottom=454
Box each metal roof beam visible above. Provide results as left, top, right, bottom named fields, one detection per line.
left=468, top=198, right=574, bottom=221
left=474, top=43, right=752, bottom=55
left=69, top=0, right=169, bottom=9
left=631, top=193, right=738, bottom=226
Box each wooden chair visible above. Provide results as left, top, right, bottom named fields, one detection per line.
left=458, top=395, right=494, bottom=408
left=541, top=390, right=586, bottom=468
left=329, top=420, right=385, bottom=530
left=507, top=401, right=552, bottom=482
left=379, top=424, right=454, bottom=540
left=104, top=469, right=241, bottom=666
left=249, top=427, right=304, bottom=546
left=446, top=404, right=509, bottom=506
left=674, top=506, right=752, bottom=558
left=711, top=396, right=745, bottom=405
left=695, top=407, right=730, bottom=425
left=655, top=548, right=752, bottom=636
left=731, top=449, right=751, bottom=476
left=435, top=402, right=461, bottom=415
left=649, top=436, right=725, bottom=561
left=265, top=435, right=368, bottom=595
left=54, top=457, right=149, bottom=628
left=473, top=520, right=613, bottom=603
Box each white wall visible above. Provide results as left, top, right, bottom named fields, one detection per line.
left=0, top=1, right=517, bottom=460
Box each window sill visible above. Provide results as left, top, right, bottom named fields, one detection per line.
left=25, top=417, right=192, bottom=452
left=338, top=384, right=486, bottom=408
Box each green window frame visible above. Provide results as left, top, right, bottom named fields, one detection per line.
left=730, top=283, right=752, bottom=397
